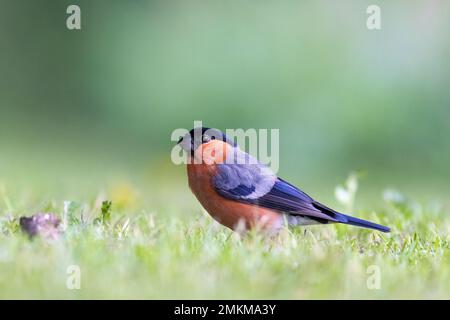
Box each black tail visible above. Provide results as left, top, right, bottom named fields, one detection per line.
left=312, top=202, right=390, bottom=233
left=336, top=213, right=390, bottom=233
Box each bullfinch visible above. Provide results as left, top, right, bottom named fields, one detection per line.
left=177, top=127, right=390, bottom=233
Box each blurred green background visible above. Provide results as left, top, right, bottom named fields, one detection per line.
left=0, top=0, right=449, bottom=208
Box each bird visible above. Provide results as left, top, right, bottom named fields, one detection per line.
left=177, top=127, right=390, bottom=234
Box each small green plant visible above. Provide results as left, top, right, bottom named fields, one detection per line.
left=63, top=200, right=82, bottom=227
left=97, top=200, right=112, bottom=225
left=0, top=215, right=19, bottom=235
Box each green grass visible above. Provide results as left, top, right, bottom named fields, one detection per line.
left=0, top=174, right=449, bottom=299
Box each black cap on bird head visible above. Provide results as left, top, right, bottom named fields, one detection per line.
left=177, top=127, right=236, bottom=154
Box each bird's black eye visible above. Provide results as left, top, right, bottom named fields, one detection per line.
left=202, top=134, right=217, bottom=143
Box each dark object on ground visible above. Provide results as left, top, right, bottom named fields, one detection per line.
left=19, top=213, right=61, bottom=240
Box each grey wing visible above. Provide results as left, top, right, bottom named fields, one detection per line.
left=213, top=150, right=276, bottom=200
left=212, top=149, right=339, bottom=223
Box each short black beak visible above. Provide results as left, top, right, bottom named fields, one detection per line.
left=177, top=136, right=183, bottom=144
